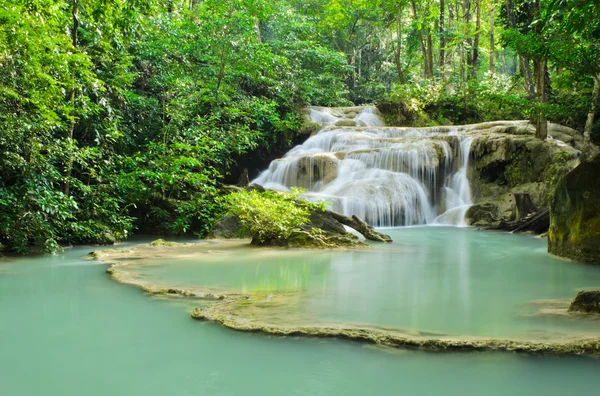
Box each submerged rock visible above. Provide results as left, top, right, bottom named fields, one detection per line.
left=549, top=154, right=600, bottom=264
left=569, top=289, right=600, bottom=313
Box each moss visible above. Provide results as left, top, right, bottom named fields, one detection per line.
left=569, top=289, right=600, bottom=313
left=549, top=154, right=600, bottom=263
left=544, top=151, right=575, bottom=195
left=149, top=239, right=181, bottom=246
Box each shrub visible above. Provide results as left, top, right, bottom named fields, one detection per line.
left=225, top=188, right=322, bottom=245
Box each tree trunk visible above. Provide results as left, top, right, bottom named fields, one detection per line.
left=584, top=74, right=600, bottom=157
left=326, top=211, right=393, bottom=243
left=411, top=1, right=432, bottom=79
left=439, top=0, right=445, bottom=70
left=463, top=0, right=473, bottom=78
left=64, top=0, right=78, bottom=196
left=254, top=19, right=262, bottom=43
left=426, top=28, right=434, bottom=78
left=534, top=58, right=548, bottom=140
left=532, top=0, right=547, bottom=140
left=505, top=0, right=535, bottom=97
left=470, top=0, right=480, bottom=80
left=489, top=7, right=495, bottom=74
left=393, top=4, right=406, bottom=84
left=522, top=57, right=535, bottom=98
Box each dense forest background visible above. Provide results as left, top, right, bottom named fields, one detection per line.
left=1, top=0, right=598, bottom=253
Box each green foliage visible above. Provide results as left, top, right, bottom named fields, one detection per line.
left=225, top=188, right=321, bottom=245
left=0, top=0, right=348, bottom=253
left=378, top=72, right=533, bottom=126
left=1, top=0, right=599, bottom=253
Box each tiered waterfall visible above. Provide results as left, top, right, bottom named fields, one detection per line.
left=253, top=106, right=475, bottom=227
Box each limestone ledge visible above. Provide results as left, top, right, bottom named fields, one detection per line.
left=191, top=302, right=600, bottom=357
left=95, top=240, right=600, bottom=358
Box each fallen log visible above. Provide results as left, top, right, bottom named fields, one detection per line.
left=484, top=208, right=549, bottom=234
left=511, top=208, right=549, bottom=234
left=326, top=210, right=393, bottom=242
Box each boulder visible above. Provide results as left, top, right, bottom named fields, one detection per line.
left=334, top=120, right=357, bottom=127
left=549, top=154, right=600, bottom=263
left=207, top=215, right=250, bottom=239
left=569, top=289, right=600, bottom=313
left=466, top=202, right=501, bottom=227
left=101, top=232, right=116, bottom=245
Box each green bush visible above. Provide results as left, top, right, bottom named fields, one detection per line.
left=225, top=188, right=324, bottom=245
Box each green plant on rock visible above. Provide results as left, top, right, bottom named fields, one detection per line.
left=225, top=188, right=320, bottom=245
left=545, top=151, right=574, bottom=196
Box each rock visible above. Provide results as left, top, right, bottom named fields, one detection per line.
left=206, top=193, right=391, bottom=248
left=149, top=239, right=181, bottom=246
left=466, top=202, right=501, bottom=227
left=286, top=230, right=366, bottom=248
left=549, top=154, right=600, bottom=263
left=295, top=154, right=338, bottom=187
left=334, top=120, right=357, bottom=127
left=569, top=289, right=600, bottom=313
left=101, top=232, right=116, bottom=245
left=512, top=192, right=538, bottom=220
left=470, top=131, right=581, bottom=228
left=207, top=215, right=250, bottom=239
left=307, top=211, right=348, bottom=235
left=247, top=183, right=266, bottom=193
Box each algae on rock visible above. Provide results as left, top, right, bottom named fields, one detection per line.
left=549, top=154, right=600, bottom=264
left=569, top=289, right=600, bottom=313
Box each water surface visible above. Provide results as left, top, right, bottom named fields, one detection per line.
left=123, top=228, right=600, bottom=340
left=2, top=237, right=600, bottom=395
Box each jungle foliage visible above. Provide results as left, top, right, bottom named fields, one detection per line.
left=0, top=0, right=598, bottom=253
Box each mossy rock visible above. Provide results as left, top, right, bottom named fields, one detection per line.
left=149, top=239, right=181, bottom=247
left=335, top=119, right=357, bottom=127
left=207, top=215, right=250, bottom=239
left=466, top=202, right=501, bottom=227
left=549, top=154, right=600, bottom=264
left=569, top=289, right=600, bottom=313
left=101, top=232, right=116, bottom=245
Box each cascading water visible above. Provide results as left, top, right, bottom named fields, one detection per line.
left=253, top=106, right=475, bottom=227
left=432, top=136, right=474, bottom=226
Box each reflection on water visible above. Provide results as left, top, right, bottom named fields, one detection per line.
left=2, top=240, right=600, bottom=395
left=122, top=228, right=600, bottom=340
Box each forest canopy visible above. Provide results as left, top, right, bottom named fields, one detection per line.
left=0, top=0, right=598, bottom=253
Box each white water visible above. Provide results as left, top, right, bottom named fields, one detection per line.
left=432, top=136, right=474, bottom=226
left=253, top=106, right=475, bottom=227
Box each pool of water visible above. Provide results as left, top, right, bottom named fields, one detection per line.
left=122, top=228, right=600, bottom=340
left=2, top=236, right=600, bottom=395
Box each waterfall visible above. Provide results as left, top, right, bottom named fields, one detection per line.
left=432, top=136, right=474, bottom=226
left=253, top=106, right=474, bottom=227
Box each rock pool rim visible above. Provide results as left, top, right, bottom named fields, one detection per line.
left=95, top=240, right=600, bottom=358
